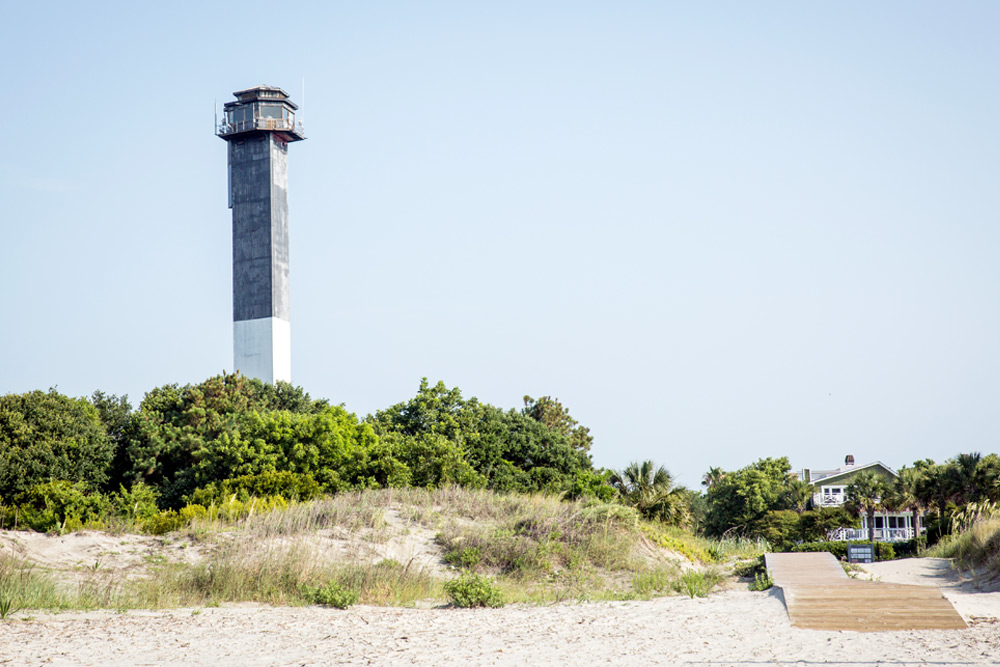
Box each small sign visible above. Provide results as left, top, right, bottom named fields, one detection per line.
left=847, top=543, right=875, bottom=563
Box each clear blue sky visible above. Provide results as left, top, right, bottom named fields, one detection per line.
left=2, top=2, right=998, bottom=488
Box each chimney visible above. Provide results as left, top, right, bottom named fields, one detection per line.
left=845, top=454, right=855, bottom=467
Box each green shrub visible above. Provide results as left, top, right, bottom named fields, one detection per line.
left=672, top=570, right=720, bottom=598
left=876, top=542, right=895, bottom=561
left=0, top=390, right=114, bottom=500
left=732, top=555, right=766, bottom=578
left=632, top=568, right=677, bottom=596
left=790, top=540, right=896, bottom=561
left=562, top=470, right=616, bottom=502
left=444, top=547, right=482, bottom=569
left=369, top=379, right=594, bottom=494
left=643, top=526, right=714, bottom=563
left=444, top=573, right=505, bottom=608
left=142, top=504, right=209, bottom=535
left=11, top=481, right=110, bottom=533
left=754, top=510, right=801, bottom=551
left=749, top=572, right=773, bottom=591
left=109, top=482, right=161, bottom=525
left=123, top=374, right=369, bottom=506
left=303, top=581, right=359, bottom=609
left=891, top=537, right=926, bottom=559
left=187, top=471, right=323, bottom=506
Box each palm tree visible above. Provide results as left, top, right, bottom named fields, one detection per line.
left=846, top=470, right=889, bottom=543
left=610, top=461, right=691, bottom=527
left=783, top=476, right=816, bottom=514
left=945, top=452, right=983, bottom=506
left=701, top=466, right=726, bottom=490
left=915, top=463, right=949, bottom=521
left=890, top=467, right=927, bottom=540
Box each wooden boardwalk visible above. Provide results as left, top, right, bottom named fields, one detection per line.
left=765, top=552, right=967, bottom=631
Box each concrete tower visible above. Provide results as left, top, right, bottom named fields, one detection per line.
left=218, top=85, right=305, bottom=384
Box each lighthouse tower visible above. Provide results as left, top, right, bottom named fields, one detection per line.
left=218, top=86, right=305, bottom=384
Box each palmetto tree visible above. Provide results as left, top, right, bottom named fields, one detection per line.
left=890, top=467, right=927, bottom=539
left=846, top=470, right=889, bottom=543
left=783, top=476, right=816, bottom=514
left=701, top=466, right=726, bottom=490
left=610, top=461, right=691, bottom=527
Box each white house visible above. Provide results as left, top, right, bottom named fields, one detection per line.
left=794, top=455, right=920, bottom=543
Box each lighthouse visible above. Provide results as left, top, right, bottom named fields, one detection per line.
left=217, top=85, right=305, bottom=384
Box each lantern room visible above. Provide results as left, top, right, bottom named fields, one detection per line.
left=217, top=85, right=305, bottom=143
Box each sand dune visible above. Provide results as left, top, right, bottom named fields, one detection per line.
left=3, top=528, right=999, bottom=666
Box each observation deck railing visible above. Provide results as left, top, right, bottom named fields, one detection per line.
left=217, top=118, right=305, bottom=138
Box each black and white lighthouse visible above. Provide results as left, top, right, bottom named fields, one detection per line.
left=217, top=85, right=305, bottom=384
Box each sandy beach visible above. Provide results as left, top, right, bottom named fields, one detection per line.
left=3, top=531, right=1000, bottom=666
left=2, top=578, right=999, bottom=666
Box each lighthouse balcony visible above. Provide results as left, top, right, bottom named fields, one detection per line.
left=218, top=117, right=306, bottom=142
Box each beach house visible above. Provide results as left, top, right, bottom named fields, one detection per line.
left=795, top=456, right=920, bottom=542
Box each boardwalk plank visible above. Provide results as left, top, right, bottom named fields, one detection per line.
left=765, top=552, right=967, bottom=631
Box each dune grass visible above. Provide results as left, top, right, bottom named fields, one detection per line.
left=925, top=503, right=1000, bottom=582
left=1, top=487, right=738, bottom=613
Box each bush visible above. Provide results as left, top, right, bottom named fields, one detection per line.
left=11, top=481, right=110, bottom=533
left=187, top=471, right=323, bottom=506
left=643, top=526, right=714, bottom=563
left=444, top=573, right=505, bottom=608
left=672, top=570, right=720, bottom=598
left=369, top=380, right=594, bottom=494
left=790, top=540, right=896, bottom=561
left=891, top=537, right=926, bottom=559
left=562, top=470, right=616, bottom=503
left=753, top=510, right=801, bottom=551
left=0, top=390, right=114, bottom=500
left=142, top=504, right=209, bottom=535
left=122, top=374, right=363, bottom=506
left=733, top=555, right=766, bottom=578
left=377, top=432, right=485, bottom=489
left=303, top=581, right=359, bottom=609
left=749, top=572, right=773, bottom=591
left=444, top=547, right=483, bottom=569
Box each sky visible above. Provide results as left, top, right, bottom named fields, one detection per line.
left=2, top=2, right=998, bottom=488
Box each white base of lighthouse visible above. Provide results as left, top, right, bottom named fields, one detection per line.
left=234, top=317, right=290, bottom=384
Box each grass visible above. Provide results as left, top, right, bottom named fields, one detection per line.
left=632, top=567, right=679, bottom=596
left=672, top=569, right=724, bottom=598
left=925, top=508, right=1000, bottom=582
left=1, top=486, right=740, bottom=612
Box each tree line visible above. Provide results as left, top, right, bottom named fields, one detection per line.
left=0, top=375, right=602, bottom=521
left=698, top=454, right=1000, bottom=548
left=1, top=374, right=996, bottom=547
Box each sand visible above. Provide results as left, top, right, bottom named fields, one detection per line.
left=3, top=531, right=1000, bottom=666
left=1, top=579, right=998, bottom=665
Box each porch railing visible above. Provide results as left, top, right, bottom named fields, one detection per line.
left=827, top=527, right=915, bottom=542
